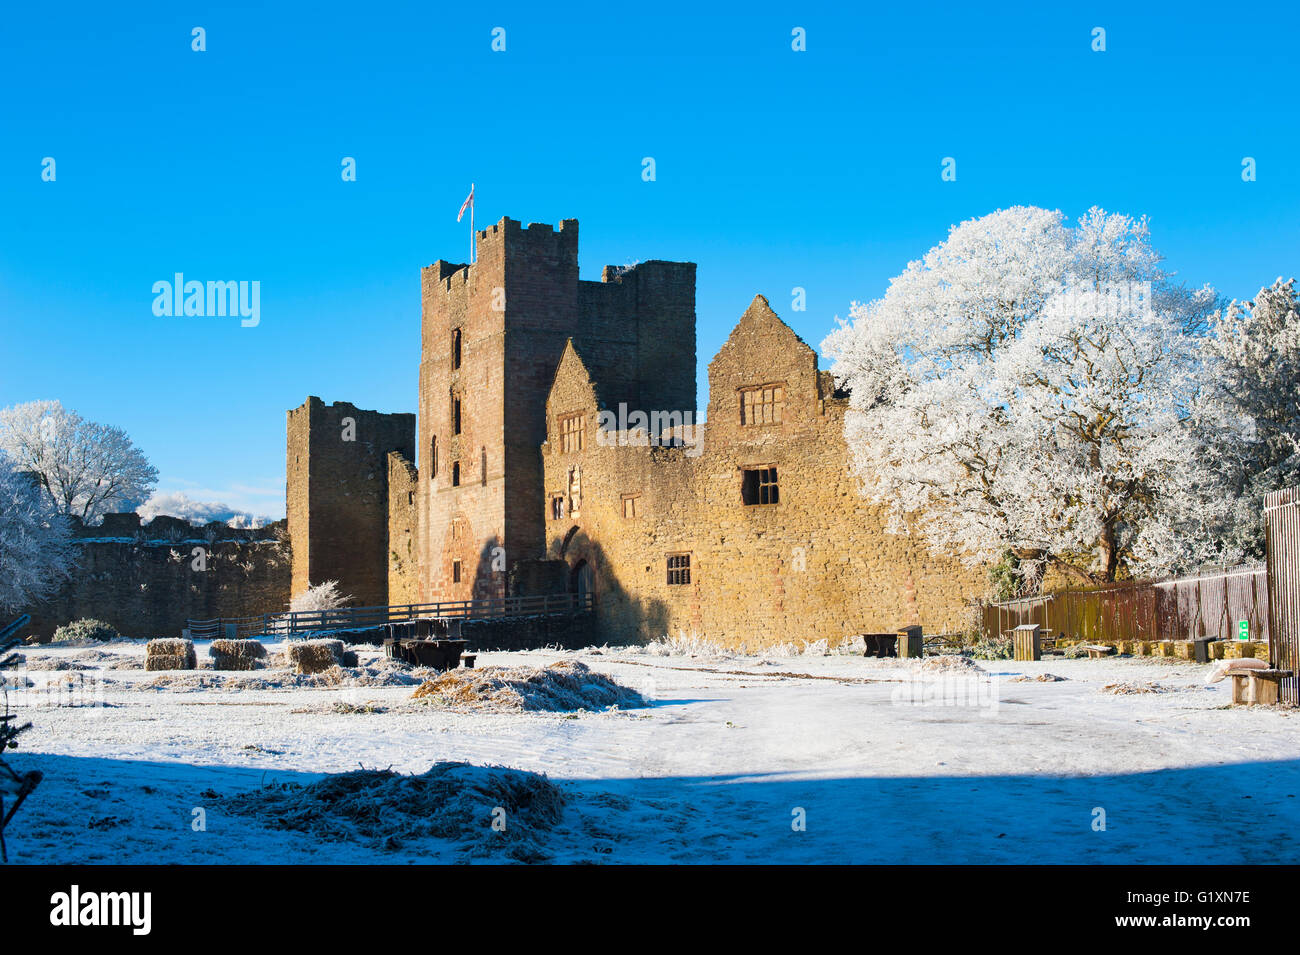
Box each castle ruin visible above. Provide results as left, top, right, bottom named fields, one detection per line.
left=287, top=216, right=983, bottom=647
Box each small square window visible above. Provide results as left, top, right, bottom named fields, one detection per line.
left=742, top=467, right=779, bottom=505
left=622, top=495, right=640, bottom=519
left=666, top=553, right=691, bottom=586
left=550, top=495, right=565, bottom=521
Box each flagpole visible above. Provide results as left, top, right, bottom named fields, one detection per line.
left=469, top=182, right=475, bottom=264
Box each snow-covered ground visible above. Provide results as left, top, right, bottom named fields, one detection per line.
left=5, top=639, right=1299, bottom=864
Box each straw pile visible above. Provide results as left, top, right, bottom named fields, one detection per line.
left=919, top=655, right=985, bottom=673
left=145, top=638, right=196, bottom=671
left=1102, top=681, right=1177, bottom=695
left=412, top=659, right=643, bottom=713
left=285, top=639, right=346, bottom=674
left=209, top=639, right=268, bottom=671
left=1010, top=673, right=1066, bottom=683
left=220, top=762, right=565, bottom=861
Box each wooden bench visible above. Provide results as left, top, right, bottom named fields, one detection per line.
left=1227, top=668, right=1291, bottom=705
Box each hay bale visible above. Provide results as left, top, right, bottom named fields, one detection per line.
left=209, top=639, right=268, bottom=671
left=1134, top=641, right=1152, bottom=656
left=145, top=638, right=196, bottom=671
left=286, top=639, right=346, bottom=674
left=1174, top=641, right=1195, bottom=660
left=1247, top=641, right=1270, bottom=660
left=1210, top=641, right=1227, bottom=660
left=1224, top=641, right=1246, bottom=659
left=1116, top=641, right=1132, bottom=655
left=1157, top=641, right=1176, bottom=657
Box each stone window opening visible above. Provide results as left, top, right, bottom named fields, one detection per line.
left=666, top=553, right=691, bottom=586
left=740, top=384, right=785, bottom=426
left=550, top=494, right=565, bottom=521
left=452, top=560, right=462, bottom=584
left=559, top=413, right=584, bottom=453
left=430, top=434, right=437, bottom=475
left=452, top=393, right=462, bottom=435
left=742, top=466, right=779, bottom=505
left=622, top=494, right=641, bottom=519
left=481, top=446, right=487, bottom=487
left=451, top=460, right=460, bottom=487
left=451, top=327, right=462, bottom=370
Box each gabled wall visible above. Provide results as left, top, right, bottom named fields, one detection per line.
left=542, top=296, right=986, bottom=648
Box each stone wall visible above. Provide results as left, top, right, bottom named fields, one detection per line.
left=415, top=217, right=696, bottom=608
left=386, top=451, right=419, bottom=606
left=542, top=296, right=987, bottom=649
left=286, top=396, right=415, bottom=607
left=25, top=514, right=290, bottom=640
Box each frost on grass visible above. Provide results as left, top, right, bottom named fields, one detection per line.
left=142, top=659, right=434, bottom=692
left=1102, top=681, right=1193, bottom=695
left=1010, top=673, right=1067, bottom=683
left=412, top=660, right=644, bottom=713
left=600, top=632, right=857, bottom=659
left=918, top=655, right=985, bottom=673
left=218, top=763, right=564, bottom=861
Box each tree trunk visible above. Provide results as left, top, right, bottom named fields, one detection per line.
left=1097, top=521, right=1120, bottom=582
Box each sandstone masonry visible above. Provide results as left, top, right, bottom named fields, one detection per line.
left=283, top=216, right=986, bottom=646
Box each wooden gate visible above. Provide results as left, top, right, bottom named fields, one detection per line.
left=1265, top=487, right=1300, bottom=705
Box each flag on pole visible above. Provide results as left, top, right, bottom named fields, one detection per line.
left=457, top=184, right=474, bottom=222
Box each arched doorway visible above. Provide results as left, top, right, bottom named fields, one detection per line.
left=571, top=559, right=595, bottom=606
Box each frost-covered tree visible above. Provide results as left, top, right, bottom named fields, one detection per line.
left=1199, top=278, right=1300, bottom=557
left=823, top=206, right=1228, bottom=588
left=0, top=453, right=74, bottom=613
left=289, top=580, right=351, bottom=614
left=137, top=491, right=268, bottom=528
left=0, top=400, right=158, bottom=524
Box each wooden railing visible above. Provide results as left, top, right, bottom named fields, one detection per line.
left=189, top=591, right=594, bottom=640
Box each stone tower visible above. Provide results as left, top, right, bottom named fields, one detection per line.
left=286, top=397, right=415, bottom=607
left=416, top=216, right=696, bottom=603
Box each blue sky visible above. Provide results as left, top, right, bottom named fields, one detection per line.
left=2, top=1, right=1297, bottom=519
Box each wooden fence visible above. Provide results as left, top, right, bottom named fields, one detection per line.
left=189, top=591, right=594, bottom=641
left=1265, top=488, right=1300, bottom=705
left=980, top=566, right=1269, bottom=645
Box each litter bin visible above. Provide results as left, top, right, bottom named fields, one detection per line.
left=897, top=625, right=923, bottom=659
left=1013, top=624, right=1042, bottom=661
left=1193, top=637, right=1215, bottom=664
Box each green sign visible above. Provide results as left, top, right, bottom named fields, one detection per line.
left=1238, top=620, right=1250, bottom=641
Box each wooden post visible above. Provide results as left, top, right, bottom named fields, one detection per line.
left=1013, top=623, right=1042, bottom=661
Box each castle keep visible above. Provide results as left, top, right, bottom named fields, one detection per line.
left=287, top=216, right=983, bottom=646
